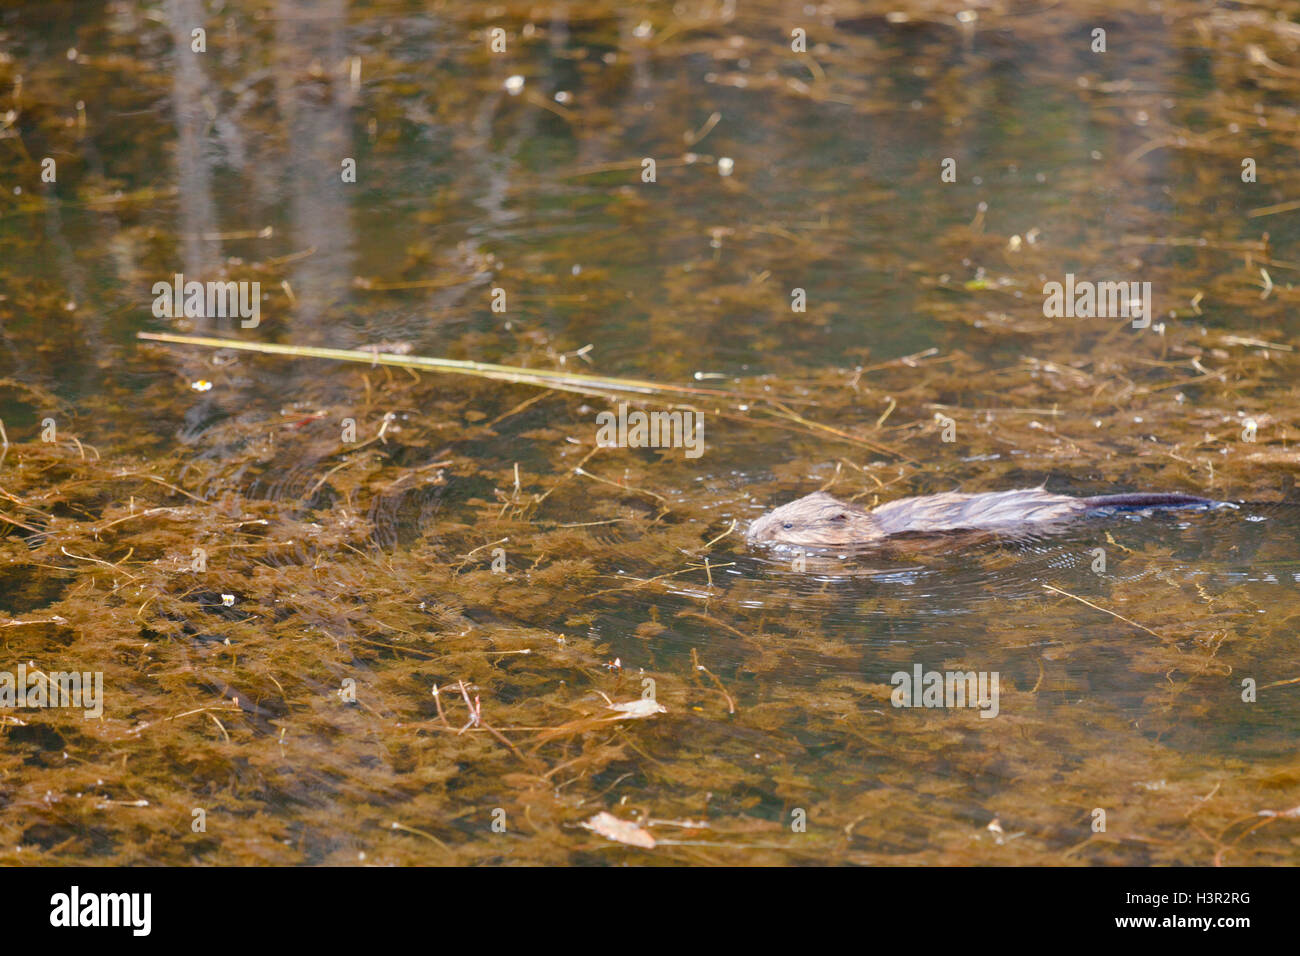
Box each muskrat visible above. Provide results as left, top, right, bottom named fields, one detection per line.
left=746, top=488, right=1223, bottom=549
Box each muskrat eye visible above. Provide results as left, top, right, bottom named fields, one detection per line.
left=782, top=521, right=793, bottom=530
left=831, top=513, right=848, bottom=522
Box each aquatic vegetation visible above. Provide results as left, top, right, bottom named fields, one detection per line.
left=1, top=0, right=1299, bottom=865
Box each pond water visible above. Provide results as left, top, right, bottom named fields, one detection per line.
left=1, top=0, right=1298, bottom=864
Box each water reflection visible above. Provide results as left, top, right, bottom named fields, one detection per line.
left=1, top=0, right=1298, bottom=865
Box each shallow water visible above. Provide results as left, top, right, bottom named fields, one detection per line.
left=1, top=0, right=1299, bottom=864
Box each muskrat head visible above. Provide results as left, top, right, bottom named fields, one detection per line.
left=746, top=491, right=883, bottom=548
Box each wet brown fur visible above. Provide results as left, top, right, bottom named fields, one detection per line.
left=747, top=488, right=1213, bottom=549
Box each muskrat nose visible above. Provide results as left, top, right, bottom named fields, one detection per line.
left=747, top=513, right=793, bottom=543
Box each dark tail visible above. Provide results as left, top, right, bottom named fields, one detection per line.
left=1083, top=493, right=1224, bottom=511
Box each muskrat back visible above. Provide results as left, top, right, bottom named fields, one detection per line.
left=746, top=488, right=1222, bottom=549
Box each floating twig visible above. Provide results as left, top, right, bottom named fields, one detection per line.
left=1041, top=584, right=1164, bottom=639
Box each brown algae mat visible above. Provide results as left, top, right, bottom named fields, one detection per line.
left=0, top=0, right=1299, bottom=864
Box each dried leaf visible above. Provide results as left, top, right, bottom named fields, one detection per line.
left=582, top=812, right=656, bottom=849
left=607, top=699, right=667, bottom=719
